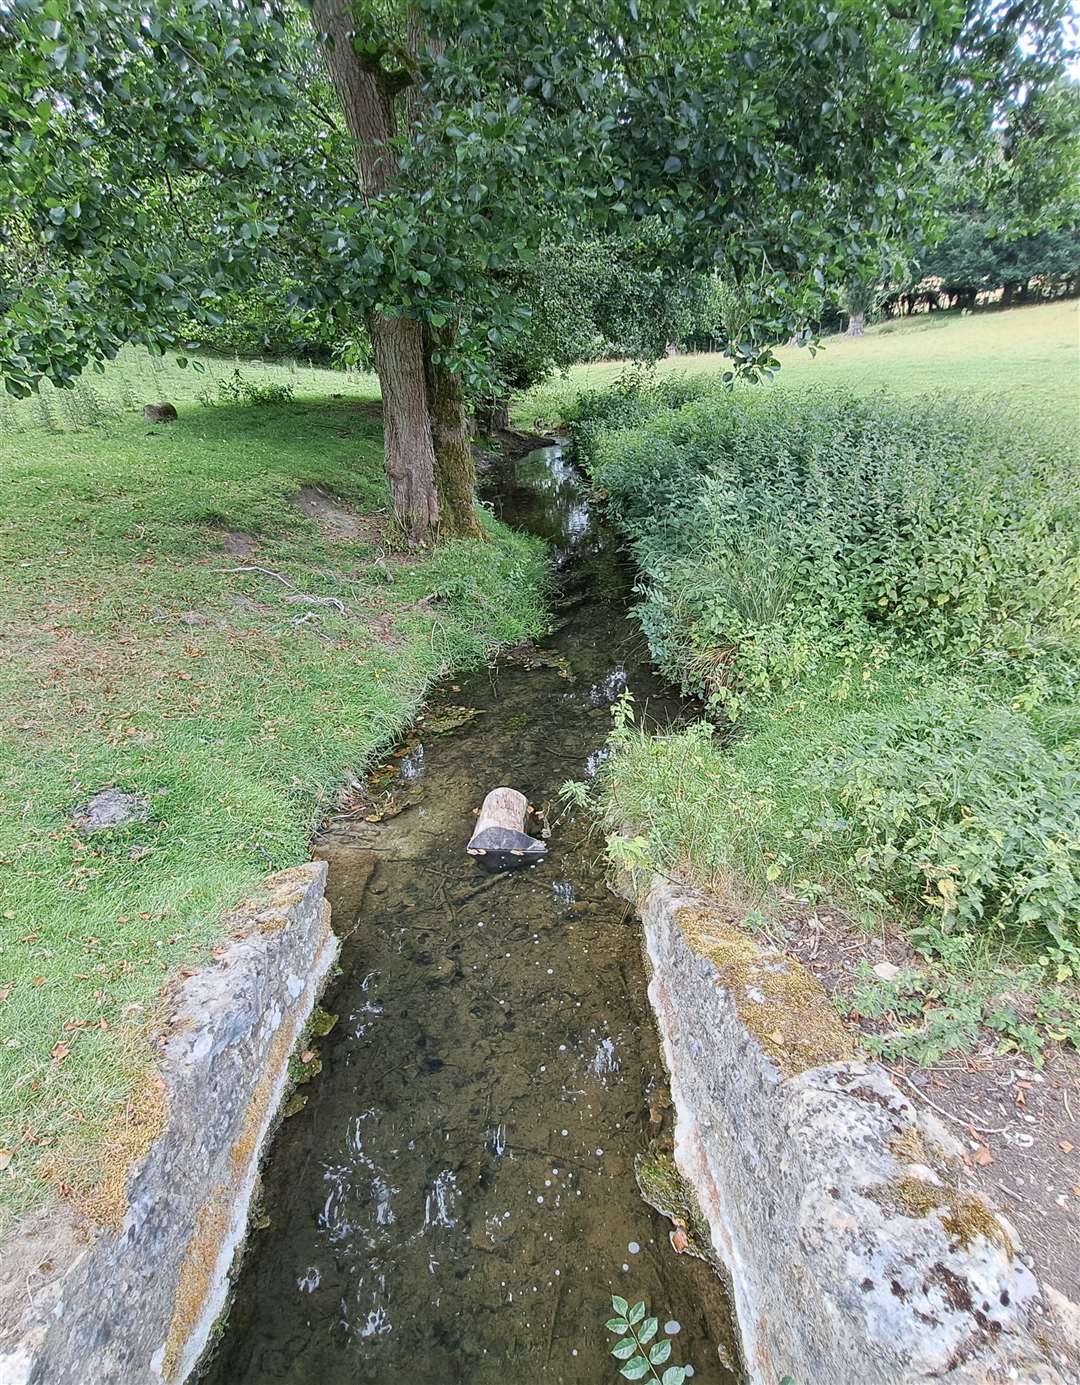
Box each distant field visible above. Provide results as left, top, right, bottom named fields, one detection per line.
left=525, top=299, right=1080, bottom=431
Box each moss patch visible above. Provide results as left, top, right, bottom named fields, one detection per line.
left=888, top=1127, right=931, bottom=1167
left=634, top=1149, right=713, bottom=1263
left=675, top=906, right=855, bottom=1076
left=870, top=1176, right=1013, bottom=1256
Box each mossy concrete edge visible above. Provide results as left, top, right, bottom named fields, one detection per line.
left=620, top=868, right=1078, bottom=1385
left=0, top=861, right=337, bottom=1385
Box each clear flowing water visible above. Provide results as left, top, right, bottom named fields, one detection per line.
left=202, top=446, right=738, bottom=1385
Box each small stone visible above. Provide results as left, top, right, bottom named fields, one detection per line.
left=872, top=961, right=901, bottom=982
left=71, top=788, right=149, bottom=835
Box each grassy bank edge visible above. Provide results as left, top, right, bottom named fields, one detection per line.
left=0, top=376, right=548, bottom=1228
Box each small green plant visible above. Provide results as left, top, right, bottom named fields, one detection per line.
left=604, top=1295, right=691, bottom=1383
left=852, top=957, right=1080, bottom=1066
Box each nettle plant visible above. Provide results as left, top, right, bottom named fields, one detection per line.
left=604, top=1295, right=691, bottom=1383
left=587, top=388, right=1079, bottom=716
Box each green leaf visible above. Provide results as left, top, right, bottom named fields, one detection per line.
left=605, top=1318, right=629, bottom=1333
left=661, top=1369, right=687, bottom=1385
left=620, top=1358, right=649, bottom=1381
left=638, top=1317, right=658, bottom=1344
left=611, top=1295, right=629, bottom=1316
left=611, top=1337, right=638, bottom=1360
left=649, top=1340, right=672, bottom=1365
left=628, top=1300, right=646, bottom=1325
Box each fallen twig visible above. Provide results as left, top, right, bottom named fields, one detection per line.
left=218, top=564, right=346, bottom=614
left=996, top=1180, right=1041, bottom=1211
left=892, top=1069, right=1009, bottom=1136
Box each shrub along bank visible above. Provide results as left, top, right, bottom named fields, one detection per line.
left=568, top=375, right=1080, bottom=1058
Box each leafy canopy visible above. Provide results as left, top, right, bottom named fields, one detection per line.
left=1, top=0, right=1072, bottom=397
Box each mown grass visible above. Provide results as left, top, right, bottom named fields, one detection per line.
left=0, top=353, right=546, bottom=1226
left=523, top=299, right=1080, bottom=431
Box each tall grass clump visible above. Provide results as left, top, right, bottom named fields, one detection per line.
left=589, top=389, right=1078, bottom=715
left=573, top=382, right=1080, bottom=988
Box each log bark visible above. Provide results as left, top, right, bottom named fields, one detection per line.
left=467, top=787, right=547, bottom=872
left=312, top=0, right=439, bottom=540
left=846, top=310, right=866, bottom=337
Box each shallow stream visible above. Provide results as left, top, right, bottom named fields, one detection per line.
left=203, top=445, right=737, bottom=1384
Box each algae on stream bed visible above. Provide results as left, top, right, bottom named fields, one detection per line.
left=201, top=447, right=737, bottom=1385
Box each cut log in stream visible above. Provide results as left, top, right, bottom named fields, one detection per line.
left=467, top=786, right=548, bottom=872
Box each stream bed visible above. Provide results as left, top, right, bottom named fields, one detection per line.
left=202, top=445, right=737, bottom=1384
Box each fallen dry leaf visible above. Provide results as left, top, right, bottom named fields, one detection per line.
left=973, top=1144, right=994, bottom=1166
left=50, top=1042, right=70, bottom=1063
left=1060, top=1141, right=1074, bottom=1154
left=670, top=1227, right=689, bottom=1253
left=300, top=1050, right=314, bottom=1064
left=0, top=986, right=11, bottom=1003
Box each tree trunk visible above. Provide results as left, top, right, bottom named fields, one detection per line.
left=1001, top=282, right=1016, bottom=308
left=368, top=314, right=439, bottom=538
left=312, top=0, right=439, bottom=539
left=475, top=396, right=511, bottom=433
left=424, top=328, right=484, bottom=540
left=846, top=310, right=866, bottom=337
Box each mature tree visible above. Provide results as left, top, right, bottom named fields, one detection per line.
left=1, top=0, right=1073, bottom=539
left=915, top=78, right=1080, bottom=307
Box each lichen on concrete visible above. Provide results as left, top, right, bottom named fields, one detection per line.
left=621, top=872, right=1075, bottom=1385
left=869, top=1175, right=1015, bottom=1257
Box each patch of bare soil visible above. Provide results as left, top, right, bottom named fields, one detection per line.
left=219, top=530, right=258, bottom=559
left=783, top=906, right=1080, bottom=1301
left=289, top=485, right=405, bottom=556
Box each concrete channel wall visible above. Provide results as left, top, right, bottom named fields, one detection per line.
left=0, top=862, right=336, bottom=1385
left=629, top=872, right=1079, bottom=1385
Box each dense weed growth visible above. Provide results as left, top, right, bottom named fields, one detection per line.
left=589, top=383, right=1077, bottom=715
left=573, top=375, right=1080, bottom=1021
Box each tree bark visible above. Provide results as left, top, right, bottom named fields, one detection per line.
left=369, top=313, right=439, bottom=537
left=474, top=395, right=511, bottom=434
left=312, top=0, right=439, bottom=539
left=424, top=328, right=484, bottom=540
left=846, top=309, right=866, bottom=337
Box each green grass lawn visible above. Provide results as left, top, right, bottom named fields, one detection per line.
left=525, top=299, right=1080, bottom=431
left=0, top=356, right=546, bottom=1227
